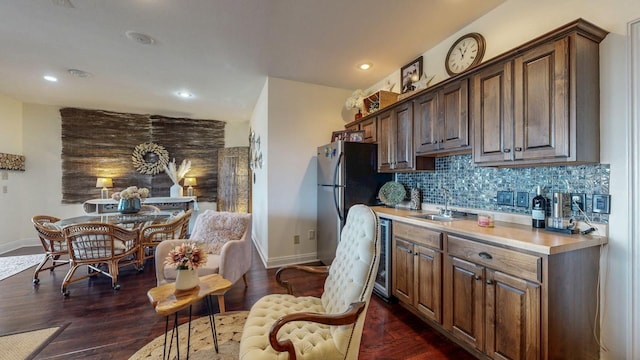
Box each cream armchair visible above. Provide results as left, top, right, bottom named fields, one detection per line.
left=239, top=204, right=380, bottom=360
left=155, top=210, right=252, bottom=311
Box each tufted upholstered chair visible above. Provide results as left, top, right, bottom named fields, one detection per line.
left=154, top=210, right=252, bottom=312
left=239, top=204, right=380, bottom=360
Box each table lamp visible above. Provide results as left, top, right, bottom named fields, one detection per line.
left=96, top=177, right=113, bottom=199
left=183, top=177, right=197, bottom=197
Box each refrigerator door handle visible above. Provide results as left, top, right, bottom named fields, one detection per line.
left=333, top=152, right=344, bottom=223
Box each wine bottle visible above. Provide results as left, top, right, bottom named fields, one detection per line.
left=532, top=186, right=546, bottom=228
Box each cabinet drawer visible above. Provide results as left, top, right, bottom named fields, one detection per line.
left=447, top=235, right=541, bottom=282
left=394, top=222, right=442, bottom=250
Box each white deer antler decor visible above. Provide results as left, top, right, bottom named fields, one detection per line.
left=164, top=158, right=191, bottom=197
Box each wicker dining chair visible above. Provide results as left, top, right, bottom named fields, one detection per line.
left=31, top=215, right=69, bottom=285
left=61, top=222, right=140, bottom=296
left=139, top=209, right=192, bottom=265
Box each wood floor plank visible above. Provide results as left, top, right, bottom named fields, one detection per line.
left=0, top=245, right=475, bottom=359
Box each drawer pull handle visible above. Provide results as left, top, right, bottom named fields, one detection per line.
left=486, top=280, right=493, bottom=285
left=503, top=148, right=511, bottom=153
left=515, top=147, right=522, bottom=152
left=478, top=252, right=493, bottom=260
left=474, top=275, right=481, bottom=281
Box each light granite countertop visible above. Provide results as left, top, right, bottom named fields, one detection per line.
left=372, top=206, right=607, bottom=255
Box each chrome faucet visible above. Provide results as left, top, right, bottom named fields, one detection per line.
left=440, top=186, right=452, bottom=217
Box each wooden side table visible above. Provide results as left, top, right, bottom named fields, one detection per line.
left=147, top=274, right=232, bottom=359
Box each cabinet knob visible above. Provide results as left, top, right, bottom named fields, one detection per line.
left=407, top=249, right=412, bottom=254
left=486, top=280, right=493, bottom=285
left=479, top=252, right=493, bottom=260
left=440, top=139, right=444, bottom=143
left=503, top=148, right=511, bottom=153
left=515, top=147, right=522, bottom=152
left=474, top=275, right=481, bottom=281
left=414, top=252, right=419, bottom=256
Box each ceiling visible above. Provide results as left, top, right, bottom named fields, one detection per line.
left=0, top=0, right=504, bottom=123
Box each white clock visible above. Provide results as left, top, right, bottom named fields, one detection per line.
left=445, top=33, right=486, bottom=76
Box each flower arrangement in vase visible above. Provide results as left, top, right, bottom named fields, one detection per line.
left=112, top=186, right=150, bottom=214
left=345, top=89, right=367, bottom=119
left=164, top=242, right=208, bottom=291
left=164, top=159, right=191, bottom=197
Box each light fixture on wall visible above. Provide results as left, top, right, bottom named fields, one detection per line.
left=96, top=177, right=113, bottom=199
left=183, top=177, right=197, bottom=197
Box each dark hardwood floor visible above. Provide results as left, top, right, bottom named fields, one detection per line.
left=0, top=245, right=474, bottom=359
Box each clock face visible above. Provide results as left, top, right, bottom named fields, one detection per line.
left=446, top=33, right=485, bottom=76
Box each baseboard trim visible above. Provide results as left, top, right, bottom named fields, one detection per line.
left=0, top=237, right=41, bottom=255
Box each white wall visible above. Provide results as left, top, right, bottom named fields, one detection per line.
left=250, top=77, right=352, bottom=268
left=249, top=79, right=270, bottom=262
left=0, top=94, right=24, bottom=251
left=365, top=1, right=638, bottom=357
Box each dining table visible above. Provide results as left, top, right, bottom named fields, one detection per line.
left=54, top=211, right=173, bottom=228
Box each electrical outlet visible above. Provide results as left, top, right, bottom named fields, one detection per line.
left=517, top=192, right=529, bottom=207
left=497, top=191, right=514, bottom=206
left=571, top=193, right=586, bottom=212
left=308, top=230, right=315, bottom=240
left=592, top=194, right=611, bottom=214
left=293, top=235, right=300, bottom=245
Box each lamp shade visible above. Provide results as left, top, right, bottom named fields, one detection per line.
left=183, top=177, right=197, bottom=187
left=96, top=177, right=113, bottom=188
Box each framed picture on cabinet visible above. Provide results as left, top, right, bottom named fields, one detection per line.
left=331, top=130, right=349, bottom=142
left=347, top=130, right=365, bottom=142
left=401, top=56, right=423, bottom=93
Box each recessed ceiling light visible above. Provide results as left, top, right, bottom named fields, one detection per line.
left=176, top=91, right=193, bottom=99
left=358, top=63, right=373, bottom=70
left=43, top=75, right=58, bottom=82
left=125, top=31, right=156, bottom=45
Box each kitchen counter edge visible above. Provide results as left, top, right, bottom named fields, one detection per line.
left=373, top=206, right=607, bottom=255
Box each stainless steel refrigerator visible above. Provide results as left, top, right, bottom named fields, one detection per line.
left=317, top=141, right=392, bottom=265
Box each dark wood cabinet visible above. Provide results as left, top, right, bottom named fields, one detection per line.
left=472, top=19, right=607, bottom=166
left=345, top=116, right=377, bottom=143
left=444, top=235, right=542, bottom=359
left=392, top=222, right=443, bottom=323
left=378, top=103, right=414, bottom=172
left=415, top=79, right=470, bottom=156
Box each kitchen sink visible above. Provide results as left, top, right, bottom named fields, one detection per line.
left=408, top=213, right=463, bottom=222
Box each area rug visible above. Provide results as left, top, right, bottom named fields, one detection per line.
left=129, top=310, right=248, bottom=360
left=0, top=324, right=67, bottom=360
left=0, top=254, right=43, bottom=281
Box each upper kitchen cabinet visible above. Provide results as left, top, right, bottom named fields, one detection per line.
left=345, top=116, right=377, bottom=144
left=472, top=18, right=608, bottom=167
left=379, top=102, right=435, bottom=172
left=414, top=78, right=471, bottom=156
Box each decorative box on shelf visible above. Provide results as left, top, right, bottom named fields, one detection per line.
left=362, top=91, right=399, bottom=116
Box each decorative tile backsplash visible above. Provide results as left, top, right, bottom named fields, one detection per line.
left=396, top=154, right=610, bottom=223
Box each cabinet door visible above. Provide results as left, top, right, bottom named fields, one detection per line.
left=360, top=117, right=377, bottom=143
left=393, top=102, right=414, bottom=170
left=448, top=256, right=485, bottom=351
left=414, top=244, right=442, bottom=323
left=377, top=110, right=394, bottom=171
left=414, top=90, right=440, bottom=154
left=346, top=123, right=359, bottom=132
left=472, top=61, right=514, bottom=164
left=485, top=270, right=541, bottom=360
left=392, top=237, right=414, bottom=304
left=513, top=38, right=569, bottom=161
left=441, top=79, right=470, bottom=151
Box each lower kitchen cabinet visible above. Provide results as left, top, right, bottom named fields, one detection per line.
left=390, top=219, right=600, bottom=360
left=392, top=222, right=443, bottom=323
